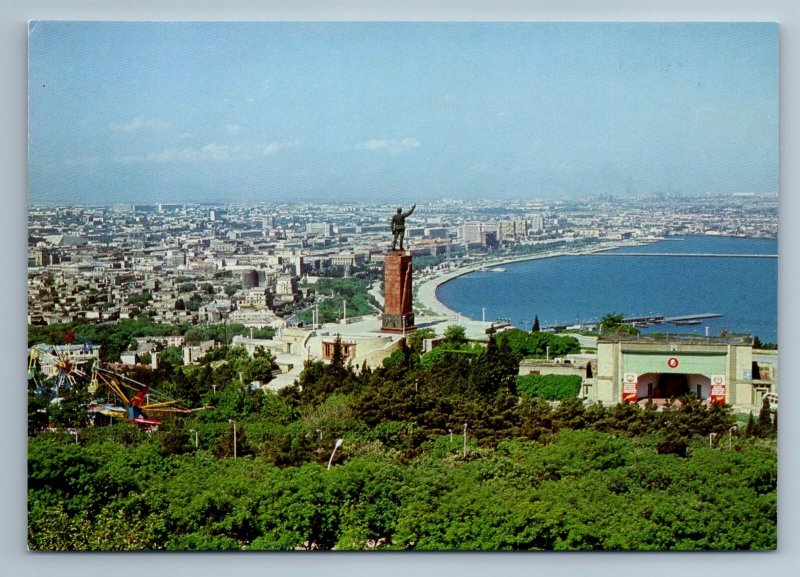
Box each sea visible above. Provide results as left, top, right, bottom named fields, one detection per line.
left=436, top=236, right=779, bottom=343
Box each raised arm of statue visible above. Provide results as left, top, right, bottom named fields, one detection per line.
left=403, top=204, right=416, bottom=218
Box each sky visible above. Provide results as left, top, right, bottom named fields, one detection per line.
left=28, top=21, right=779, bottom=205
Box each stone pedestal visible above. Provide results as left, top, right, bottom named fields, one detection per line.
left=382, top=251, right=415, bottom=333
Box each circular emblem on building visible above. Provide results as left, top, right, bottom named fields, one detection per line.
left=625, top=374, right=636, bottom=383
left=713, top=376, right=723, bottom=385
left=667, top=357, right=679, bottom=368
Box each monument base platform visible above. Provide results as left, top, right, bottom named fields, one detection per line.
left=381, top=313, right=416, bottom=333
left=382, top=250, right=416, bottom=333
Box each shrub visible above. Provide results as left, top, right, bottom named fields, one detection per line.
left=516, top=374, right=582, bottom=400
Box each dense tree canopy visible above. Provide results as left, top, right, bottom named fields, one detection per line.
left=28, top=318, right=274, bottom=361
left=495, top=328, right=580, bottom=359
left=28, top=324, right=777, bottom=552
left=28, top=425, right=776, bottom=551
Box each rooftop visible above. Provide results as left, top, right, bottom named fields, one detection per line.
left=597, top=333, right=753, bottom=346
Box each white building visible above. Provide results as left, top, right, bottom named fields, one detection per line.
left=306, top=222, right=333, bottom=237
left=462, top=223, right=483, bottom=244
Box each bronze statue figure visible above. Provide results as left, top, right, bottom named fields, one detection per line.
left=391, top=204, right=416, bottom=251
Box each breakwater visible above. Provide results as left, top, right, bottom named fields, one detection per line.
left=583, top=252, right=777, bottom=258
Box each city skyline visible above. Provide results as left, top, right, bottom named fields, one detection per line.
left=29, top=22, right=778, bottom=205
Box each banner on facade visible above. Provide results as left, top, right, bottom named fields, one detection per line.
left=710, top=375, right=726, bottom=404
left=622, top=372, right=638, bottom=403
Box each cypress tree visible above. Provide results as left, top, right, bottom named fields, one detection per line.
left=745, top=412, right=756, bottom=437
left=532, top=315, right=540, bottom=333
left=330, top=334, right=345, bottom=374
left=758, top=397, right=772, bottom=437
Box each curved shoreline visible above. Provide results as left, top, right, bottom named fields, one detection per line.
left=414, top=239, right=651, bottom=321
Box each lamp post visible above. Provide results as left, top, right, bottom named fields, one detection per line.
left=228, top=419, right=237, bottom=458
left=729, top=425, right=738, bottom=450
left=449, top=429, right=453, bottom=442
left=709, top=432, right=717, bottom=448
left=327, top=438, right=343, bottom=470
left=189, top=429, right=198, bottom=449
left=463, top=423, right=468, bottom=458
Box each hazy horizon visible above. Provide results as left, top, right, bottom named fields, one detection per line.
left=28, top=22, right=778, bottom=206
left=26, top=190, right=779, bottom=210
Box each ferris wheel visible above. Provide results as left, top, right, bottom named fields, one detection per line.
left=28, top=342, right=97, bottom=399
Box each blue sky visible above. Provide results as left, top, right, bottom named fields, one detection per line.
left=28, top=21, right=778, bottom=205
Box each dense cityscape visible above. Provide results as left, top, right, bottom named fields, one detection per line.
left=28, top=192, right=777, bottom=335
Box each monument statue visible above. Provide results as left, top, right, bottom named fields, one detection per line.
left=391, top=204, right=416, bottom=251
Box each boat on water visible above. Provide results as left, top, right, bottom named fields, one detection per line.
left=491, top=267, right=506, bottom=273
left=673, top=319, right=702, bottom=325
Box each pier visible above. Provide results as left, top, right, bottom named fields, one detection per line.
left=583, top=252, right=777, bottom=258
left=661, top=313, right=722, bottom=322
left=542, top=312, right=722, bottom=332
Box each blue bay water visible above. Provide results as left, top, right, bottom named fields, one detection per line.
left=435, top=236, right=778, bottom=343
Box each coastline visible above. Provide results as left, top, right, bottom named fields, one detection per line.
left=414, top=239, right=652, bottom=322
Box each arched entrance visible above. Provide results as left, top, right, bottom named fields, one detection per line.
left=657, top=373, right=689, bottom=398
left=635, top=372, right=712, bottom=401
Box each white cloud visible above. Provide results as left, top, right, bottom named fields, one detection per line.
left=262, top=141, right=298, bottom=156
left=201, top=143, right=247, bottom=161
left=114, top=147, right=196, bottom=164
left=109, top=117, right=144, bottom=132
left=201, top=143, right=226, bottom=160
left=109, top=116, right=170, bottom=132
left=112, top=140, right=298, bottom=164
left=115, top=144, right=246, bottom=164
left=356, top=138, right=420, bottom=153
left=225, top=124, right=241, bottom=136
left=178, top=148, right=199, bottom=161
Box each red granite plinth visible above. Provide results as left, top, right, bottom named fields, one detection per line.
left=382, top=251, right=415, bottom=332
